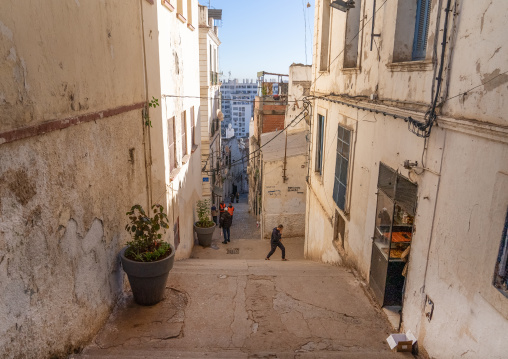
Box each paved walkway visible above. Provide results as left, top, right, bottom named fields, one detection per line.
left=71, top=195, right=409, bottom=358
left=192, top=195, right=305, bottom=261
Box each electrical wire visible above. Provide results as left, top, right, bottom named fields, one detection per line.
left=202, top=97, right=314, bottom=175
left=162, top=94, right=301, bottom=104
left=443, top=69, right=508, bottom=102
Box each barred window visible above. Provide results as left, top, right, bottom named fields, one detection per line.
left=332, top=125, right=350, bottom=210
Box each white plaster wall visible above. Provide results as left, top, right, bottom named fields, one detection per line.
left=261, top=155, right=307, bottom=239
left=285, top=65, right=312, bottom=134
left=0, top=1, right=147, bottom=357
left=309, top=1, right=508, bottom=356
left=408, top=130, right=508, bottom=359
left=144, top=0, right=202, bottom=260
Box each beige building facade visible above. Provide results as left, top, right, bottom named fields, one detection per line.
left=307, top=0, right=508, bottom=357
left=198, top=5, right=223, bottom=205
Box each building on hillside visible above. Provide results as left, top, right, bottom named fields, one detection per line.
left=198, top=5, right=223, bottom=206
left=307, top=1, right=508, bottom=357
left=256, top=65, right=312, bottom=239
left=248, top=73, right=288, bottom=219
left=221, top=79, right=257, bottom=138
left=0, top=0, right=204, bottom=356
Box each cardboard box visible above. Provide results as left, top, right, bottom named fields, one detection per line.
left=386, top=330, right=417, bottom=352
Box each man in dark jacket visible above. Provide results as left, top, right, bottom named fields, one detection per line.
left=220, top=211, right=232, bottom=244
left=265, top=225, right=287, bottom=260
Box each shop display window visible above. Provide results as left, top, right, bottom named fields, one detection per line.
left=370, top=162, right=417, bottom=307
left=493, top=208, right=508, bottom=298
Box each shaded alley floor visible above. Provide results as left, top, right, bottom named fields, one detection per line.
left=71, top=195, right=409, bottom=358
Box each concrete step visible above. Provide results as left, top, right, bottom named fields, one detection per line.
left=70, top=348, right=407, bottom=358
left=170, top=258, right=353, bottom=277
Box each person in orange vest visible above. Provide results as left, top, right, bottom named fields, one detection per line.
left=227, top=203, right=235, bottom=221
left=219, top=201, right=226, bottom=219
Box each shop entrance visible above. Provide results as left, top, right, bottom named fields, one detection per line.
left=369, top=163, right=417, bottom=308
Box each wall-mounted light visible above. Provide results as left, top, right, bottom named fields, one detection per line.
left=330, top=0, right=355, bottom=12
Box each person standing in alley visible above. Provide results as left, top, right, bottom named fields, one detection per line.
left=266, top=224, right=287, bottom=261
left=227, top=203, right=235, bottom=222
left=220, top=210, right=232, bottom=244
left=211, top=203, right=219, bottom=225
left=219, top=201, right=226, bottom=219
left=236, top=192, right=239, bottom=203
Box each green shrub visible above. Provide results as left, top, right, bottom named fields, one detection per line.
left=124, top=204, right=171, bottom=262
left=195, top=199, right=215, bottom=228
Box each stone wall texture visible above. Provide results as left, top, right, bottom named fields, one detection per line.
left=0, top=1, right=148, bottom=357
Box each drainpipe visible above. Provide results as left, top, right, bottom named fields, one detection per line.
left=283, top=130, right=288, bottom=183
left=139, top=0, right=153, bottom=213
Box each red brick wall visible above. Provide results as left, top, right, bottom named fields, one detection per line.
left=262, top=114, right=285, bottom=133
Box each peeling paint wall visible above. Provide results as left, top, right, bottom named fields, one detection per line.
left=309, top=1, right=508, bottom=357
left=261, top=156, right=307, bottom=239
left=0, top=2, right=147, bottom=357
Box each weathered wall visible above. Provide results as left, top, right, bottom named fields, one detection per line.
left=308, top=1, right=508, bottom=357
left=285, top=64, right=311, bottom=134
left=405, top=130, right=508, bottom=358
left=261, top=155, right=307, bottom=239
left=0, top=1, right=147, bottom=357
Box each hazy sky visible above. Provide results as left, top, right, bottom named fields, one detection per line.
left=199, top=0, right=315, bottom=81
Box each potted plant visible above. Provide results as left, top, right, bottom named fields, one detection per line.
left=120, top=204, right=175, bottom=306
left=193, top=199, right=216, bottom=247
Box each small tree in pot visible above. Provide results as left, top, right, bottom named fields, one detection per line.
left=193, top=199, right=216, bottom=247
left=120, top=204, right=175, bottom=306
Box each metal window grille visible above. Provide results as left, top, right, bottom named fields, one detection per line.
left=332, top=125, right=350, bottom=210
left=315, top=115, right=325, bottom=174
left=412, top=0, right=431, bottom=60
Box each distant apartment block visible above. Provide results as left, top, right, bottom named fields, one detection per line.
left=221, top=79, right=257, bottom=138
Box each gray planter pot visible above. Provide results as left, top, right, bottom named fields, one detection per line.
left=120, top=244, right=175, bottom=306
left=193, top=223, right=216, bottom=247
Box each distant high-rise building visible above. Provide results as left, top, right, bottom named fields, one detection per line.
left=221, top=79, right=257, bottom=138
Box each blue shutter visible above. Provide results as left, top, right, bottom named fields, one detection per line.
left=412, top=0, right=431, bottom=60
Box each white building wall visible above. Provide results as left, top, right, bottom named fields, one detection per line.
left=308, top=1, right=508, bottom=357
left=145, top=0, right=202, bottom=260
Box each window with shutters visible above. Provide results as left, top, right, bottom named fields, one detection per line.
left=181, top=111, right=187, bottom=157
left=332, top=125, right=351, bottom=211
left=315, top=114, right=325, bottom=175
left=412, top=0, right=431, bottom=60
left=319, top=0, right=331, bottom=71
left=343, top=0, right=362, bottom=68
left=190, top=106, right=196, bottom=147
left=168, top=116, right=177, bottom=172
left=392, top=0, right=431, bottom=63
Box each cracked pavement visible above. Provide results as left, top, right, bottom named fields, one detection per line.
left=71, top=196, right=409, bottom=358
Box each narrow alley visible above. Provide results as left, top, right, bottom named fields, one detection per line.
left=71, top=197, right=406, bottom=358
